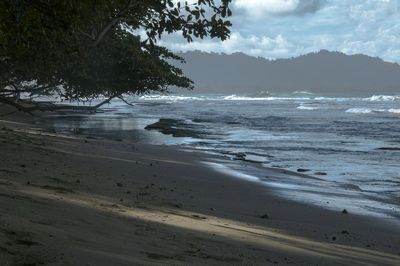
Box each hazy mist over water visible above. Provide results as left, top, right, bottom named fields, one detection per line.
left=36, top=93, right=400, bottom=221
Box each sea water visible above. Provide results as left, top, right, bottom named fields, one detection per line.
left=37, top=93, right=400, bottom=221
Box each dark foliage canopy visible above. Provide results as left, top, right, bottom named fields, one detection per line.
left=0, top=0, right=232, bottom=112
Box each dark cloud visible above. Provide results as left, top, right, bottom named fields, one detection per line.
left=294, top=0, right=323, bottom=15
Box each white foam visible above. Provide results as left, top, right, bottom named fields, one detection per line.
left=314, top=97, right=352, bottom=102
left=366, top=95, right=400, bottom=102
left=203, top=162, right=260, bottom=182
left=388, top=109, right=400, bottom=114
left=293, top=90, right=314, bottom=95
left=243, top=154, right=267, bottom=163
left=133, top=94, right=400, bottom=103
left=346, top=108, right=373, bottom=114
left=345, top=108, right=386, bottom=114
left=139, top=95, right=204, bottom=101
left=223, top=95, right=310, bottom=101
left=297, top=105, right=320, bottom=110
left=226, top=129, right=294, bottom=141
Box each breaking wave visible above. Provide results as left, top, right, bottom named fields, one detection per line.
left=292, top=90, right=314, bottom=95
left=223, top=95, right=311, bottom=101
left=135, top=94, right=400, bottom=103
left=366, top=95, right=400, bottom=101
left=139, top=95, right=205, bottom=101
left=388, top=109, right=400, bottom=114
left=346, top=108, right=376, bottom=114
left=297, top=105, right=321, bottom=110
left=345, top=108, right=398, bottom=114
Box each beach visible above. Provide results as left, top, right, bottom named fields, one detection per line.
left=0, top=106, right=399, bottom=266
left=31, top=94, right=400, bottom=220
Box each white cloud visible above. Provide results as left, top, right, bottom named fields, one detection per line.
left=161, top=32, right=293, bottom=58
left=234, top=0, right=322, bottom=17
left=235, top=0, right=298, bottom=16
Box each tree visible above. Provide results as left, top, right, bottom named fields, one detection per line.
left=0, top=0, right=232, bottom=114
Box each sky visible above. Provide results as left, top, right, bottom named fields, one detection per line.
left=160, top=0, right=400, bottom=63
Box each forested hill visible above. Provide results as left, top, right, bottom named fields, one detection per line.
left=174, top=50, right=400, bottom=96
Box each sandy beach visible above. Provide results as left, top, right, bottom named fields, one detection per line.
left=0, top=108, right=399, bottom=265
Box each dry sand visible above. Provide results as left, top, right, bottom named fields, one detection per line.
left=0, top=107, right=399, bottom=265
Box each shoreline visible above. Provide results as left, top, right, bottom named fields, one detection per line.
left=0, top=107, right=399, bottom=265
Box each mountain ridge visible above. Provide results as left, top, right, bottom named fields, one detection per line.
left=173, top=50, right=400, bottom=96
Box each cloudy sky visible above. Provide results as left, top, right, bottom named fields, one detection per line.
left=161, top=0, right=400, bottom=63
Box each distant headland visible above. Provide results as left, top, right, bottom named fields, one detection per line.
left=174, top=50, right=400, bottom=96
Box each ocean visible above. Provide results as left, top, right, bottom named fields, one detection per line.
left=37, top=93, right=400, bottom=221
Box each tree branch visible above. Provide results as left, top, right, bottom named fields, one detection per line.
left=0, top=96, right=111, bottom=116
left=93, top=0, right=139, bottom=46
left=0, top=96, right=35, bottom=115
left=92, top=93, right=121, bottom=108
left=117, top=96, right=135, bottom=107
left=78, top=29, right=96, bottom=40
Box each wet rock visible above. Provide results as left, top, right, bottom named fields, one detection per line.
left=116, top=182, right=123, bottom=187
left=340, top=184, right=362, bottom=191
left=314, top=172, right=327, bottom=176
left=260, top=214, right=269, bottom=219
left=377, top=147, right=400, bottom=151
left=342, top=209, right=348, bottom=214
left=297, top=168, right=310, bottom=173
left=145, top=118, right=203, bottom=138
left=341, top=230, right=350, bottom=234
